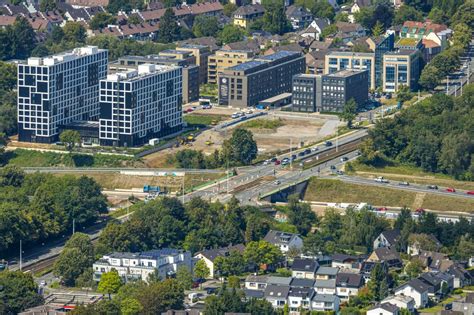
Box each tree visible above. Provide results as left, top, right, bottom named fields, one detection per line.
left=107, top=0, right=143, bottom=14
left=192, top=16, right=219, bottom=37
left=408, top=233, right=439, bottom=253
left=368, top=263, right=390, bottom=301
left=287, top=194, right=317, bottom=236
left=135, top=279, right=184, bottom=313
left=98, top=269, right=123, bottom=299
left=120, top=298, right=143, bottom=315
left=456, top=235, right=474, bottom=260
left=451, top=0, right=474, bottom=29
left=303, top=232, right=326, bottom=256
left=63, top=22, right=87, bottom=43
left=217, top=24, right=244, bottom=45
left=158, top=8, right=181, bottom=43
left=60, top=130, right=81, bottom=151
left=393, top=4, right=423, bottom=25
left=396, top=85, right=412, bottom=103
left=0, top=62, right=16, bottom=92
left=176, top=266, right=193, bottom=290
left=0, top=165, right=24, bottom=187
left=321, top=24, right=338, bottom=39
left=89, top=12, right=117, bottom=30
left=311, top=1, right=335, bottom=20
left=40, top=0, right=57, bottom=11
left=419, top=65, right=442, bottom=90
left=371, top=21, right=385, bottom=37
left=341, top=98, right=357, bottom=128
left=194, top=259, right=210, bottom=288
left=54, top=233, right=95, bottom=286
left=246, top=298, right=277, bottom=314
left=228, top=275, right=240, bottom=289
left=244, top=240, right=283, bottom=273
left=428, top=7, right=447, bottom=24
left=452, top=23, right=471, bottom=49
left=222, top=128, right=258, bottom=165
left=405, top=258, right=424, bottom=278
left=214, top=250, right=246, bottom=277
left=0, top=271, right=43, bottom=314
left=335, top=12, right=349, bottom=22
left=10, top=17, right=37, bottom=60
left=127, top=15, right=142, bottom=25
left=262, top=0, right=291, bottom=35
left=223, top=3, right=238, bottom=17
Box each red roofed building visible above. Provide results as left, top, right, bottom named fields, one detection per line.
left=400, top=20, right=448, bottom=40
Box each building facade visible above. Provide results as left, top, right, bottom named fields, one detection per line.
left=325, top=52, right=376, bottom=90
left=321, top=70, right=368, bottom=112
left=218, top=51, right=305, bottom=108
left=93, top=249, right=192, bottom=282
left=232, top=4, right=265, bottom=28
left=17, top=46, right=108, bottom=143
left=112, top=55, right=199, bottom=104
left=176, top=44, right=212, bottom=84
left=382, top=49, right=422, bottom=92
left=292, top=70, right=368, bottom=113
left=99, top=64, right=183, bottom=147
left=207, top=50, right=254, bottom=84
left=373, top=32, right=395, bottom=88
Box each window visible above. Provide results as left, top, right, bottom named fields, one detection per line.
left=385, top=66, right=395, bottom=83
left=398, top=65, right=408, bottom=83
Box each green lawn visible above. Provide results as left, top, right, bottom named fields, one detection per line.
left=240, top=118, right=284, bottom=130
left=184, top=114, right=226, bottom=126
left=5, top=149, right=142, bottom=168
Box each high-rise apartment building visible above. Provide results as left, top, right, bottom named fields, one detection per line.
left=218, top=51, right=305, bottom=108
left=99, top=64, right=183, bottom=147
left=17, top=46, right=108, bottom=143
left=176, top=44, right=212, bottom=84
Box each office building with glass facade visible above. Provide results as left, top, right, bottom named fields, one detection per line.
left=17, top=46, right=108, bottom=143
left=373, top=33, right=395, bottom=88
left=382, top=49, right=421, bottom=92
left=99, top=64, right=183, bottom=147
left=324, top=52, right=376, bottom=90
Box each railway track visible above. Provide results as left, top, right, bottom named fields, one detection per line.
left=301, top=138, right=365, bottom=169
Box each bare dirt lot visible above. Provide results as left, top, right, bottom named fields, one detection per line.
left=144, top=112, right=338, bottom=167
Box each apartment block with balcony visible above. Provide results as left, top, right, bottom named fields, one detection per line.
left=207, top=49, right=254, bottom=84
left=93, top=249, right=192, bottom=282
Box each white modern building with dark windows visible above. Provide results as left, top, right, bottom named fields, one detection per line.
left=17, top=46, right=108, bottom=143
left=99, top=64, right=183, bottom=147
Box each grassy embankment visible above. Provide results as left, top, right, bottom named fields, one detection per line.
left=304, top=178, right=474, bottom=213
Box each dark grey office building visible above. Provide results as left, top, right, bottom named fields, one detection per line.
left=292, top=70, right=368, bottom=113
left=218, top=51, right=305, bottom=108
left=292, top=74, right=322, bottom=113
left=111, top=55, right=199, bottom=104
left=321, top=69, right=368, bottom=112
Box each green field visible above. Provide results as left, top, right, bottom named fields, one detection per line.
left=241, top=118, right=284, bottom=130
left=184, top=114, right=226, bottom=126
left=5, top=149, right=142, bottom=168
left=304, top=177, right=474, bottom=212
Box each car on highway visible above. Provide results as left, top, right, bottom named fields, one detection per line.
left=467, top=191, right=474, bottom=195
left=274, top=160, right=281, bottom=165
left=427, top=185, right=438, bottom=190
left=415, top=208, right=425, bottom=214
left=325, top=141, right=333, bottom=147
left=377, top=207, right=388, bottom=211
left=231, top=113, right=239, bottom=119
left=340, top=157, right=348, bottom=162
left=398, top=181, right=410, bottom=186
left=311, top=147, right=318, bottom=152
left=446, top=187, right=456, bottom=193
left=270, top=157, right=277, bottom=162
left=330, top=165, right=336, bottom=170
left=374, top=176, right=389, bottom=183
left=291, top=154, right=297, bottom=161
left=304, top=148, right=311, bottom=155
left=263, top=160, right=270, bottom=165
left=336, top=170, right=344, bottom=175
left=298, top=151, right=305, bottom=157
left=274, top=180, right=281, bottom=185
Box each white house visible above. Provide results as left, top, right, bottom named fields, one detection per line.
left=299, top=19, right=330, bottom=41
left=367, top=303, right=400, bottom=315
left=93, top=249, right=192, bottom=282
left=382, top=295, right=416, bottom=313
left=263, top=230, right=303, bottom=254
left=373, top=229, right=401, bottom=249
left=288, top=287, right=313, bottom=312
left=291, top=258, right=319, bottom=279
left=245, top=274, right=269, bottom=291
left=394, top=279, right=430, bottom=309
left=336, top=273, right=364, bottom=301
left=264, top=284, right=290, bottom=308
left=314, top=279, right=337, bottom=295
left=311, top=294, right=340, bottom=312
